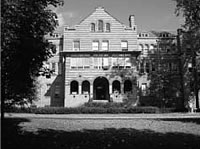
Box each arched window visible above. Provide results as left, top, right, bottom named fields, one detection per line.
left=149, top=44, right=155, bottom=53
left=70, top=81, right=79, bottom=94
left=124, top=80, right=132, bottom=93
left=98, top=20, right=104, bottom=32
left=106, top=23, right=110, bottom=32
left=82, top=80, right=90, bottom=94
left=112, top=80, right=121, bottom=93
left=138, top=44, right=143, bottom=51
left=143, top=44, right=149, bottom=54
left=91, top=23, right=95, bottom=32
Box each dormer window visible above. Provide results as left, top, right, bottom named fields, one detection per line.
left=91, top=23, right=95, bottom=32
left=106, top=23, right=110, bottom=32
left=98, top=20, right=104, bottom=32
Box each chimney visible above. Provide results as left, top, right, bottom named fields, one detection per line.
left=129, top=15, right=135, bottom=28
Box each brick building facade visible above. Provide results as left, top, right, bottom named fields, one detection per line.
left=34, top=7, right=181, bottom=107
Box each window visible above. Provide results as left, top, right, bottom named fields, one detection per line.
left=124, top=80, right=132, bottom=93
left=149, top=44, right=155, bottom=53
left=91, top=23, right=95, bottom=32
left=112, top=80, right=121, bottom=93
left=70, top=81, right=79, bottom=94
left=73, top=41, right=80, bottom=51
left=70, top=58, right=77, bottom=69
left=83, top=58, right=90, bottom=69
left=102, top=58, right=109, bottom=70
left=82, top=80, right=90, bottom=94
left=92, top=41, right=99, bottom=51
left=140, top=62, right=144, bottom=73
left=55, top=84, right=60, bottom=97
left=98, top=20, right=104, bottom=32
left=125, top=58, right=131, bottom=69
left=93, top=58, right=103, bottom=69
left=106, top=23, right=110, bottom=32
left=145, top=62, right=150, bottom=73
left=121, top=41, right=128, bottom=51
left=151, top=62, right=156, bottom=72
left=168, top=63, right=172, bottom=72
left=172, top=63, right=178, bottom=72
left=77, top=58, right=83, bottom=69
left=144, top=44, right=149, bottom=54
left=138, top=44, right=143, bottom=51
left=102, top=40, right=109, bottom=51
left=141, top=83, right=147, bottom=96
left=52, top=62, right=56, bottom=72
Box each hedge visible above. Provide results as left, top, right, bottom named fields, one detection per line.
left=4, top=105, right=175, bottom=114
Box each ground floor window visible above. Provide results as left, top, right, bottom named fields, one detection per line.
left=82, top=80, right=90, bottom=94
left=112, top=80, right=121, bottom=93
left=70, top=81, right=79, bottom=94
left=124, top=80, right=132, bottom=93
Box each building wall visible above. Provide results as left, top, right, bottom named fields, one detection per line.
left=63, top=7, right=139, bottom=107
left=34, top=33, right=64, bottom=107
left=34, top=7, right=181, bottom=108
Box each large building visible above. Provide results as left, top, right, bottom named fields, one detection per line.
left=34, top=7, right=179, bottom=107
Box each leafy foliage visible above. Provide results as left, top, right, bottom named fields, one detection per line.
left=1, top=0, right=63, bottom=107
left=174, top=0, right=200, bottom=108
left=146, top=36, right=181, bottom=104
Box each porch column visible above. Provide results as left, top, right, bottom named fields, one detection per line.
left=90, top=84, right=93, bottom=99
left=109, top=84, right=112, bottom=94
left=79, top=85, right=82, bottom=94
left=121, top=83, right=124, bottom=94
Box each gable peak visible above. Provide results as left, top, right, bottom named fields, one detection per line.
left=95, top=6, right=105, bottom=11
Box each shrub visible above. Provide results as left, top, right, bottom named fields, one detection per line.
left=5, top=103, right=178, bottom=114
left=84, top=102, right=125, bottom=108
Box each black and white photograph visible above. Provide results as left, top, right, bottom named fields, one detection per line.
left=1, top=0, right=200, bottom=148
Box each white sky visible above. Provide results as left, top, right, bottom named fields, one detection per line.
left=54, top=0, right=184, bottom=32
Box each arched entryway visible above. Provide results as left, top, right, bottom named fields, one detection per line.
left=82, top=80, right=90, bottom=94
left=112, top=80, right=121, bottom=93
left=124, top=80, right=132, bottom=93
left=93, top=77, right=109, bottom=100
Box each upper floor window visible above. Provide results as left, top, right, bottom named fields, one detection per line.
left=138, top=44, right=143, bottom=51
left=91, top=23, right=95, bottom=32
left=98, top=20, right=104, bottom=32
left=52, top=62, right=56, bottom=72
left=106, top=23, right=110, bottom=32
left=92, top=41, right=99, bottom=51
left=73, top=41, right=80, bottom=51
left=102, top=40, right=109, bottom=51
left=121, top=41, right=128, bottom=51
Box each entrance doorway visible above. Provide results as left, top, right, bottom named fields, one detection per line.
left=93, top=77, right=109, bottom=100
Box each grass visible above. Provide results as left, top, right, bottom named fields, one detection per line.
left=2, top=117, right=200, bottom=149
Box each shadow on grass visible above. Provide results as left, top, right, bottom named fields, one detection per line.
left=2, top=118, right=200, bottom=149
left=157, top=118, right=200, bottom=125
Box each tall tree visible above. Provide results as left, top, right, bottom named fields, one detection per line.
left=1, top=0, right=63, bottom=110
left=147, top=36, right=180, bottom=108
left=174, top=0, right=200, bottom=109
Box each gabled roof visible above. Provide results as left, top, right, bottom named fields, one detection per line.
left=76, top=6, right=128, bottom=28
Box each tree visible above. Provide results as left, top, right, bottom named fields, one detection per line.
left=174, top=0, right=200, bottom=109
left=147, top=36, right=181, bottom=108
left=1, top=0, right=64, bottom=110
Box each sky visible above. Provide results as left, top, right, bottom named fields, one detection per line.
left=53, top=0, right=184, bottom=32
